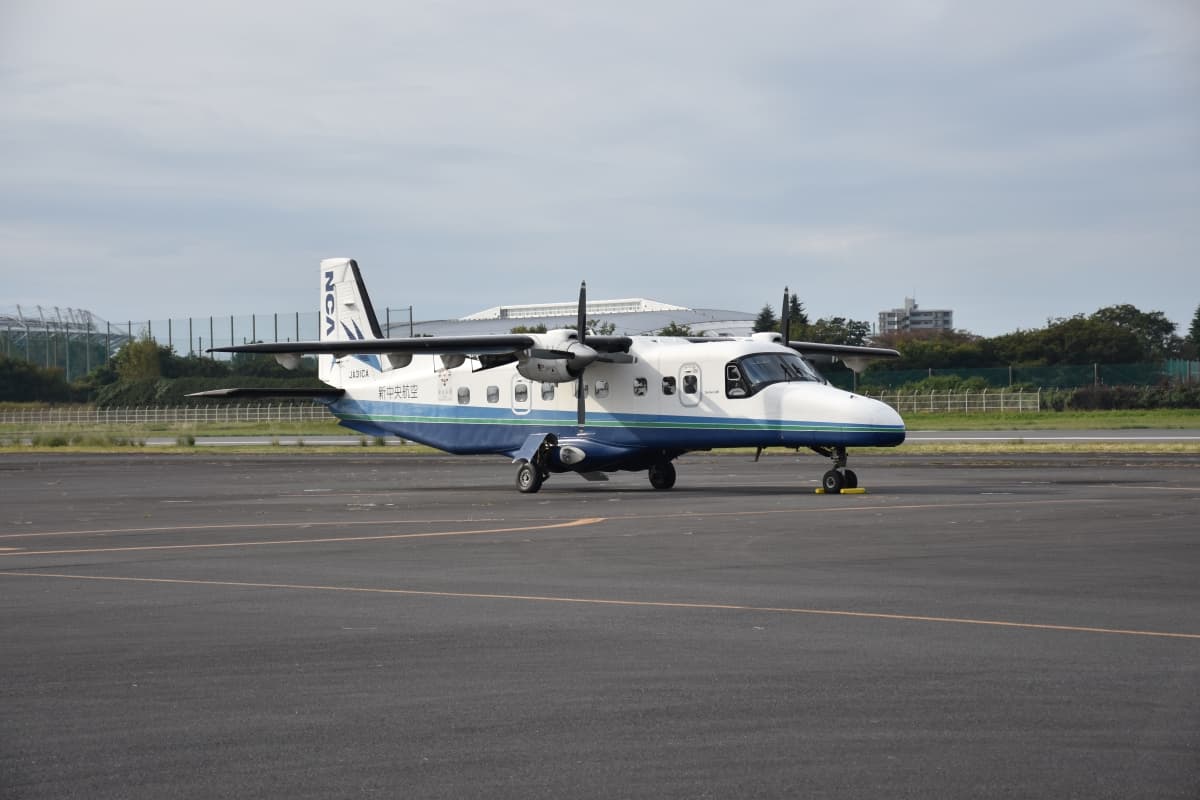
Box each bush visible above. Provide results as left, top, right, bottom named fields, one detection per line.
left=1062, top=385, right=1200, bottom=410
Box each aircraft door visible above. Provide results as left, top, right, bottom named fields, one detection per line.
left=511, top=375, right=532, bottom=415
left=679, top=363, right=701, bottom=407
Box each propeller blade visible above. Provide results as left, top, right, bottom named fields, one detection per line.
left=780, top=286, right=791, bottom=342
left=577, top=281, right=587, bottom=429
left=577, top=375, right=586, bottom=429
left=577, top=281, right=587, bottom=346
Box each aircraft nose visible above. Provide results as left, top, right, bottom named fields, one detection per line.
left=862, top=394, right=906, bottom=444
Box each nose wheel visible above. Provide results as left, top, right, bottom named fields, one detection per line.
left=821, top=468, right=857, bottom=493
left=812, top=446, right=857, bottom=494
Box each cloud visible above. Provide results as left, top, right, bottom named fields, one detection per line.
left=1, top=1, right=1197, bottom=335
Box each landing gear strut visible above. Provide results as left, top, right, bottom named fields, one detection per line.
left=515, top=438, right=555, bottom=494
left=812, top=446, right=857, bottom=494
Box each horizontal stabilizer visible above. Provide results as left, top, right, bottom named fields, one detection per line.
left=186, top=387, right=346, bottom=400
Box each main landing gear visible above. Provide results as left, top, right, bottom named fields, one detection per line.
left=812, top=445, right=857, bottom=494
left=647, top=459, right=676, bottom=490
left=515, top=461, right=548, bottom=493
left=515, top=453, right=679, bottom=493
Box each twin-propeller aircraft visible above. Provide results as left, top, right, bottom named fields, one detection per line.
left=194, top=258, right=905, bottom=493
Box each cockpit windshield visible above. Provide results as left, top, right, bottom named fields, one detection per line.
left=725, top=352, right=823, bottom=398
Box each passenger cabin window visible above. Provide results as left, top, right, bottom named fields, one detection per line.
left=541, top=383, right=555, bottom=401
left=457, top=387, right=470, bottom=404
left=487, top=385, right=500, bottom=403
left=682, top=374, right=698, bottom=395
left=514, top=383, right=529, bottom=403
left=662, top=376, right=676, bottom=395
left=633, top=377, right=647, bottom=396
left=595, top=379, right=609, bottom=398
left=725, top=353, right=822, bottom=398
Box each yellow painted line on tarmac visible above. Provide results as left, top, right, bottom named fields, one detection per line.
left=0, top=517, right=605, bottom=557
left=0, top=569, right=1196, bottom=641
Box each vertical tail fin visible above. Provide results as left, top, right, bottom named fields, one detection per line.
left=319, top=258, right=385, bottom=384
left=321, top=258, right=383, bottom=342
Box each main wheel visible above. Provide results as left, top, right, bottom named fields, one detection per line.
left=648, top=460, right=677, bottom=490
left=821, top=469, right=844, bottom=494
left=516, top=462, right=544, bottom=494
left=842, top=469, right=858, bottom=489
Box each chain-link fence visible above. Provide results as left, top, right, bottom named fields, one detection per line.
left=1, top=307, right=415, bottom=382
left=855, top=362, right=1180, bottom=389
left=864, top=389, right=1041, bottom=413
left=0, top=404, right=331, bottom=426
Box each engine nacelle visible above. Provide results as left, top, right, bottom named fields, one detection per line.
left=516, top=331, right=598, bottom=383
left=516, top=357, right=576, bottom=383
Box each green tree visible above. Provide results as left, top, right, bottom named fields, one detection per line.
left=876, top=330, right=989, bottom=370
left=990, top=316, right=1142, bottom=365
left=0, top=356, right=73, bottom=402
left=752, top=304, right=778, bottom=333
left=657, top=321, right=693, bottom=336
left=510, top=324, right=548, bottom=333
left=588, top=319, right=617, bottom=336
left=785, top=295, right=810, bottom=339
left=1090, top=304, right=1181, bottom=359
left=1187, top=304, right=1200, bottom=350
left=806, top=317, right=871, bottom=346
left=114, top=337, right=166, bottom=381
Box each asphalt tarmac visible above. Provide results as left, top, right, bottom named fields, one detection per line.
left=1, top=452, right=1197, bottom=799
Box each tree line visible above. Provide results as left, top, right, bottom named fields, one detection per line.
left=4, top=302, right=1198, bottom=404
left=753, top=300, right=1200, bottom=368
left=1, top=338, right=318, bottom=405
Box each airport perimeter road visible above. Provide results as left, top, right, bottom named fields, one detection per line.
left=1, top=453, right=1198, bottom=799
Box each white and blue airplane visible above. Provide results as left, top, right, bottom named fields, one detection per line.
left=195, top=258, right=905, bottom=493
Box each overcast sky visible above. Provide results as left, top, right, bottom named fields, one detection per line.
left=3, top=1, right=1198, bottom=336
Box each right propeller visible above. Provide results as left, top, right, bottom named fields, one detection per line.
left=576, top=281, right=588, bottom=430
left=780, top=286, right=791, bottom=343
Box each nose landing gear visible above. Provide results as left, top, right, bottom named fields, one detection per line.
left=813, top=446, right=857, bottom=494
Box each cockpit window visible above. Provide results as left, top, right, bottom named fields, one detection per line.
left=725, top=353, right=822, bottom=398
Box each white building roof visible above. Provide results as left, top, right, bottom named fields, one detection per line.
left=462, top=297, right=688, bottom=321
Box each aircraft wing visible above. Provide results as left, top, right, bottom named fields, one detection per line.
left=209, top=335, right=538, bottom=357
left=576, top=335, right=633, bottom=353
left=786, top=340, right=900, bottom=374
left=186, top=387, right=345, bottom=399
left=786, top=341, right=900, bottom=359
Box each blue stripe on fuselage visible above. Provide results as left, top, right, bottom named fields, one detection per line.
left=327, top=398, right=905, bottom=455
